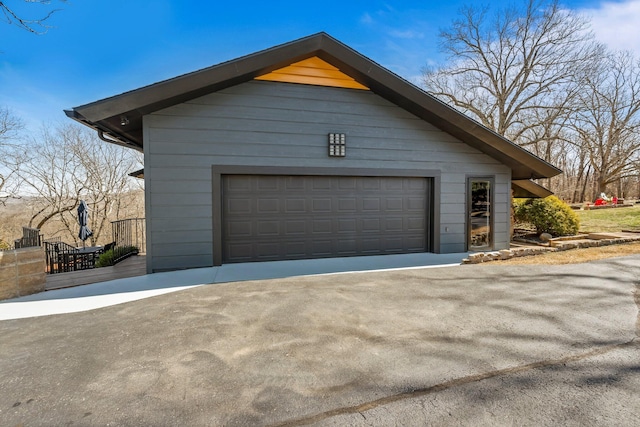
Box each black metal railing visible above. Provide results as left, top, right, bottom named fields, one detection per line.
left=44, top=240, right=103, bottom=274
left=111, top=218, right=146, bottom=254
left=2, top=227, right=43, bottom=251
left=5, top=220, right=146, bottom=273
left=44, top=241, right=76, bottom=274
left=14, top=227, right=42, bottom=249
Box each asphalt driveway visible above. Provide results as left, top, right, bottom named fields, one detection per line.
left=1, top=255, right=639, bottom=426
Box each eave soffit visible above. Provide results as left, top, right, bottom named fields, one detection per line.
left=67, top=32, right=561, bottom=180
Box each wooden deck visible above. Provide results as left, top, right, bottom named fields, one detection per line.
left=45, top=255, right=147, bottom=291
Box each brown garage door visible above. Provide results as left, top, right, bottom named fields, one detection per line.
left=222, top=175, right=430, bottom=263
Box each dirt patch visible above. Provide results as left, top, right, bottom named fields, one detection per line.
left=493, top=241, right=640, bottom=265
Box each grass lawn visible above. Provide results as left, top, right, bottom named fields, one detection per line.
left=497, top=241, right=640, bottom=265
left=576, top=204, right=640, bottom=232
left=499, top=203, right=640, bottom=265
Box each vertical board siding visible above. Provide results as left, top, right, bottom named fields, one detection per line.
left=144, top=81, right=510, bottom=272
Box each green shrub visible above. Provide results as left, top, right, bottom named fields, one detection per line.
left=96, top=245, right=139, bottom=267
left=514, top=196, right=580, bottom=237
left=0, top=239, right=12, bottom=251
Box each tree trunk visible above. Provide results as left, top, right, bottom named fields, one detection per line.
left=572, top=157, right=587, bottom=203
left=580, top=166, right=591, bottom=203
left=617, top=178, right=623, bottom=198
left=597, top=175, right=608, bottom=196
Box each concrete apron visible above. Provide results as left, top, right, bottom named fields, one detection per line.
left=0, top=255, right=637, bottom=426
left=0, top=252, right=469, bottom=320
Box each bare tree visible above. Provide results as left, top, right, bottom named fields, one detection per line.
left=0, top=0, right=65, bottom=34
left=0, top=106, right=23, bottom=141
left=12, top=124, right=142, bottom=244
left=62, top=129, right=143, bottom=246
left=0, top=106, right=24, bottom=203
left=14, top=125, right=86, bottom=232
left=570, top=51, right=640, bottom=196
left=422, top=0, right=601, bottom=154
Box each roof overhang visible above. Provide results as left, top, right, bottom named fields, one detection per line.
left=512, top=179, right=554, bottom=198
left=66, top=32, right=562, bottom=180
left=128, top=168, right=144, bottom=179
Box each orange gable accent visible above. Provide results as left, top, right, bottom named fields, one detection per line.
left=255, top=56, right=369, bottom=90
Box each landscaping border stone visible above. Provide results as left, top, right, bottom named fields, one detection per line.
left=463, top=232, right=640, bottom=264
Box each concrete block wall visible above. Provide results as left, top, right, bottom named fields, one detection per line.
left=0, top=247, right=46, bottom=300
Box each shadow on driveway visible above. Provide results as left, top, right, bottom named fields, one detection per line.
left=0, top=255, right=638, bottom=426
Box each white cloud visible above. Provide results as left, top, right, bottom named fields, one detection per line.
left=580, top=0, right=640, bottom=56
left=388, top=29, right=425, bottom=39
left=360, top=12, right=374, bottom=25
left=355, top=7, right=442, bottom=83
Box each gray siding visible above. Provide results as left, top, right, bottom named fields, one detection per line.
left=144, top=80, right=510, bottom=272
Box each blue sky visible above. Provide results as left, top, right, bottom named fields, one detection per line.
left=1, top=0, right=639, bottom=128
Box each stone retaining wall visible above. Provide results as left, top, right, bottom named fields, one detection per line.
left=0, top=247, right=46, bottom=300
left=464, top=233, right=640, bottom=264
left=550, top=237, right=640, bottom=250
left=463, top=247, right=555, bottom=264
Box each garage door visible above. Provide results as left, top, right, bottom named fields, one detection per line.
left=222, top=175, right=430, bottom=263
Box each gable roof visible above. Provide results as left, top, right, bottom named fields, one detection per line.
left=65, top=32, right=561, bottom=181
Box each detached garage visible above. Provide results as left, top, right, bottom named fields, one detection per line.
left=66, top=33, right=561, bottom=273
